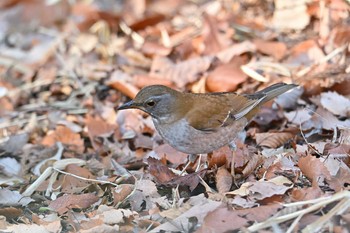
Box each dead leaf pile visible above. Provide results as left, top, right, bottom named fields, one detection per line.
left=0, top=0, right=349, bottom=232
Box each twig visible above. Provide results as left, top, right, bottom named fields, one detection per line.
left=296, top=43, right=348, bottom=78
left=52, top=167, right=118, bottom=187
left=248, top=191, right=350, bottom=232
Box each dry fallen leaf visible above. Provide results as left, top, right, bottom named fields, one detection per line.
left=206, top=58, right=248, bottom=92
left=255, top=132, right=294, bottom=148
left=272, top=0, right=310, bottom=30
left=41, top=126, right=85, bottom=153
left=253, top=39, right=287, bottom=60
left=150, top=56, right=214, bottom=88
left=320, top=92, right=350, bottom=117
left=85, top=115, right=117, bottom=150
left=216, top=166, right=232, bottom=194
left=197, top=203, right=281, bottom=232
left=49, top=193, right=99, bottom=215
left=298, top=154, right=331, bottom=186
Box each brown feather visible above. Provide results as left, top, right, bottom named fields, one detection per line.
left=184, top=93, right=261, bottom=131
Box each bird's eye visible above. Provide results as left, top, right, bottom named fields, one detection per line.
left=146, top=100, right=155, bottom=107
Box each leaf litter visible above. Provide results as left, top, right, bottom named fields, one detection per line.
left=0, top=0, right=349, bottom=232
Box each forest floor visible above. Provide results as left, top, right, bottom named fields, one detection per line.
left=0, top=0, right=350, bottom=232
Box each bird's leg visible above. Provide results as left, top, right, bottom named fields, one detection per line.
left=229, top=130, right=247, bottom=186
left=195, top=154, right=203, bottom=172
left=229, top=142, right=237, bottom=179
left=171, top=184, right=181, bottom=208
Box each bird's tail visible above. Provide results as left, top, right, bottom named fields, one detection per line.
left=255, top=83, right=297, bottom=104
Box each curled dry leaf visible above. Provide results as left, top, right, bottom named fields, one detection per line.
left=255, top=132, right=294, bottom=148
left=241, top=153, right=264, bottom=178
left=216, top=166, right=232, bottom=194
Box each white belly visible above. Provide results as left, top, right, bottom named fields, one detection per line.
left=153, top=118, right=248, bottom=154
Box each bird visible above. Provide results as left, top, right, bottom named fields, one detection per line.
left=117, top=83, right=297, bottom=169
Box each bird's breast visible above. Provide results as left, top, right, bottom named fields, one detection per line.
left=152, top=117, right=248, bottom=154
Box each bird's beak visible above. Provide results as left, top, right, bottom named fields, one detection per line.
left=117, top=100, right=137, bottom=110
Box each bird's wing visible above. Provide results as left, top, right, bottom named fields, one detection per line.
left=185, top=93, right=265, bottom=132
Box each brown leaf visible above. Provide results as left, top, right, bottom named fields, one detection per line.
left=147, top=157, right=177, bottom=184
left=153, top=144, right=188, bottom=166
left=113, top=184, right=134, bottom=206
left=328, top=167, right=350, bottom=192
left=216, top=166, right=232, bottom=194
left=241, top=153, right=264, bottom=178
left=298, top=154, right=331, bottom=186
left=208, top=146, right=230, bottom=168
left=255, top=132, right=293, bottom=148
left=109, top=79, right=139, bottom=99
left=291, top=185, right=323, bottom=201
left=141, top=41, right=172, bottom=57
left=129, top=13, right=165, bottom=31
left=167, top=170, right=206, bottom=192
left=254, top=39, right=287, bottom=60
left=148, top=157, right=205, bottom=191
left=59, top=164, right=95, bottom=194
left=0, top=207, right=22, bottom=221
left=49, top=193, right=99, bottom=215
left=206, top=58, right=248, bottom=92
left=86, top=115, right=117, bottom=150
left=41, top=126, right=84, bottom=153
left=150, top=56, right=214, bottom=88
left=197, top=204, right=281, bottom=232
